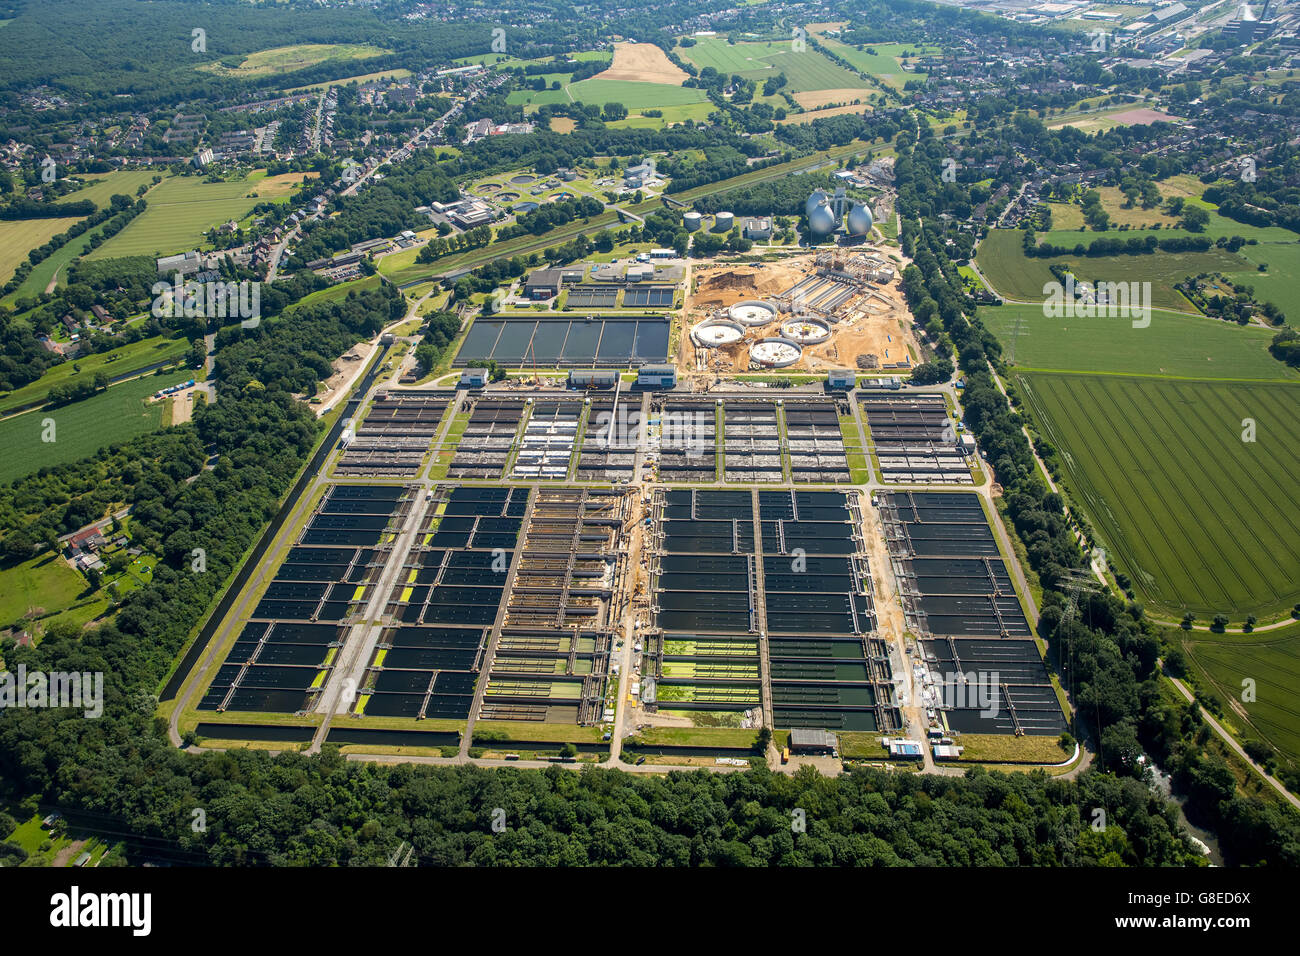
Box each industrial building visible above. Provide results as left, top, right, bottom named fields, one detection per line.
left=826, top=369, right=856, bottom=391
left=524, top=266, right=584, bottom=300
left=459, top=368, right=489, bottom=389
left=568, top=369, right=619, bottom=390
left=744, top=217, right=773, bottom=240
left=637, top=365, right=677, bottom=389
left=789, top=728, right=838, bottom=755
left=887, top=739, right=925, bottom=760
left=624, top=163, right=653, bottom=188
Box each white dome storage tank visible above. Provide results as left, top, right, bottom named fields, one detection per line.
left=714, top=211, right=735, bottom=232
left=809, top=202, right=837, bottom=234
left=848, top=202, right=874, bottom=236
left=684, top=211, right=703, bottom=231
left=806, top=189, right=829, bottom=218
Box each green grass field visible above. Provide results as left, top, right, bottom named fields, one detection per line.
left=1181, top=623, right=1300, bottom=767
left=676, top=38, right=867, bottom=93
left=1016, top=372, right=1300, bottom=617
left=0, top=334, right=190, bottom=415
left=0, top=217, right=84, bottom=285
left=607, top=102, right=716, bottom=128
left=974, top=227, right=1252, bottom=312
left=0, top=551, right=89, bottom=628
left=566, top=78, right=707, bottom=108
left=814, top=38, right=932, bottom=90
left=507, top=84, right=573, bottom=107
left=87, top=171, right=300, bottom=259
left=61, top=170, right=159, bottom=210
left=983, top=303, right=1293, bottom=381
left=0, top=368, right=190, bottom=484
left=3, top=224, right=97, bottom=304
left=1223, top=238, right=1300, bottom=320
left=3, top=173, right=168, bottom=303
left=201, top=43, right=389, bottom=78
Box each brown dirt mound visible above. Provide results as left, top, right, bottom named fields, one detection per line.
left=694, top=267, right=792, bottom=307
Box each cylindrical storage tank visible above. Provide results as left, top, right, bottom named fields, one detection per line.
left=750, top=337, right=802, bottom=368
left=780, top=316, right=832, bottom=344
left=806, top=189, right=828, bottom=218
left=809, top=203, right=837, bottom=234
left=691, top=317, right=745, bottom=347
left=729, top=300, right=778, bottom=326
left=714, top=211, right=734, bottom=232
left=684, top=211, right=703, bottom=232
left=848, top=202, right=874, bottom=236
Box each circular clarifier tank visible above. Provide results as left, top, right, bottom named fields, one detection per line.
left=510, top=174, right=536, bottom=185
left=692, top=317, right=745, bottom=347
left=729, top=300, right=778, bottom=327
left=750, top=337, right=802, bottom=368
left=780, top=316, right=831, bottom=344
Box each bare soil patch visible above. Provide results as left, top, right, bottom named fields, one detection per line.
left=792, top=88, right=871, bottom=110
left=781, top=104, right=870, bottom=124
left=594, top=43, right=690, bottom=85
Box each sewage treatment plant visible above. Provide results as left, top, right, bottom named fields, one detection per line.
left=170, top=236, right=1065, bottom=775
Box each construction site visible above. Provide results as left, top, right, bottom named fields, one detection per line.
left=681, top=250, right=918, bottom=377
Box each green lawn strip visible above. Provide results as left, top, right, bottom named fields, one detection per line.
left=953, top=733, right=1074, bottom=764
left=629, top=726, right=760, bottom=749
left=471, top=719, right=607, bottom=744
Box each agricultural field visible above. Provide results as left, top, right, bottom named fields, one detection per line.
left=1222, top=238, right=1300, bottom=320
left=974, top=227, right=1252, bottom=312
left=812, top=38, right=934, bottom=90
left=200, top=43, right=389, bottom=78
left=502, top=45, right=701, bottom=110
left=1179, top=622, right=1300, bottom=767
left=87, top=170, right=311, bottom=259
left=606, top=102, right=716, bottom=128
left=567, top=78, right=707, bottom=109
left=983, top=303, right=1293, bottom=381
left=0, top=368, right=191, bottom=484
left=0, top=217, right=84, bottom=284
left=2, top=173, right=169, bottom=302
left=676, top=37, right=869, bottom=94
left=507, top=85, right=573, bottom=108
left=4, top=224, right=100, bottom=304
left=1014, top=372, right=1300, bottom=618
left=779, top=103, right=870, bottom=123
left=61, top=169, right=159, bottom=209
